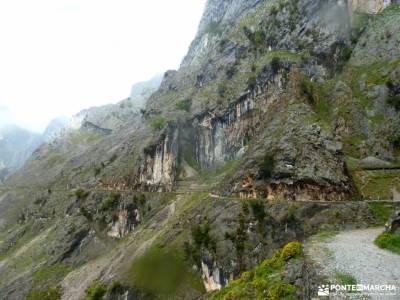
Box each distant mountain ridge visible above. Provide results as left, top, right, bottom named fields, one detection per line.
left=0, top=125, right=43, bottom=172
left=0, top=75, right=162, bottom=178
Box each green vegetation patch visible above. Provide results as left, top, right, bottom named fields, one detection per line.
left=129, top=247, right=205, bottom=299
left=200, top=159, right=240, bottom=184
left=375, top=232, right=400, bottom=255
left=46, top=154, right=66, bottom=168
left=353, top=170, right=400, bottom=200
left=176, top=99, right=192, bottom=112
left=209, top=241, right=302, bottom=300
left=335, top=272, right=357, bottom=286
left=313, top=231, right=337, bottom=243
left=101, top=192, right=121, bottom=211
left=75, top=188, right=89, bottom=200
left=85, top=281, right=107, bottom=300
left=149, top=116, right=166, bottom=131
left=33, top=264, right=72, bottom=286
left=334, top=272, right=359, bottom=293
left=70, top=131, right=101, bottom=145
left=380, top=3, right=400, bottom=15
left=368, top=203, right=394, bottom=225
left=26, top=287, right=62, bottom=300
left=184, top=221, right=217, bottom=267
left=258, top=154, right=275, bottom=179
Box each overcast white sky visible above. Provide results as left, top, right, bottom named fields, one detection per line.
left=0, top=0, right=206, bottom=132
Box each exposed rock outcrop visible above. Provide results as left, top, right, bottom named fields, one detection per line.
left=385, top=209, right=400, bottom=235
left=137, top=128, right=179, bottom=192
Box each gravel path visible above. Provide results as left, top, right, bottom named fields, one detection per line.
left=306, top=228, right=400, bottom=299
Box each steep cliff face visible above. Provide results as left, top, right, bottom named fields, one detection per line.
left=136, top=128, right=179, bottom=191
left=139, top=0, right=361, bottom=201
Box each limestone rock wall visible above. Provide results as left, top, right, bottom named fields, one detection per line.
left=107, top=203, right=140, bottom=239
left=195, top=73, right=284, bottom=169
left=137, top=129, right=179, bottom=191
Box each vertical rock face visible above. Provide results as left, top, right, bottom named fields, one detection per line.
left=385, top=210, right=400, bottom=235
left=195, top=71, right=285, bottom=169
left=201, top=257, right=230, bottom=292
left=137, top=129, right=179, bottom=191
left=107, top=203, right=140, bottom=239
left=181, top=0, right=263, bottom=68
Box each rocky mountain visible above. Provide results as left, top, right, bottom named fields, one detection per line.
left=42, top=117, right=70, bottom=142
left=0, top=125, right=43, bottom=173
left=0, top=161, right=8, bottom=183
left=129, top=74, right=163, bottom=108
left=0, top=1, right=399, bottom=299
left=0, top=76, right=161, bottom=183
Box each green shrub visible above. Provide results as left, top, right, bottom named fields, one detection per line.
left=224, top=212, right=248, bottom=271
left=368, top=203, right=394, bottom=225
left=250, top=200, right=266, bottom=223
left=391, top=136, right=400, bottom=150
left=270, top=5, right=279, bottom=16
left=80, top=206, right=93, bottom=221
left=149, top=116, right=166, bottom=131
left=184, top=221, right=217, bottom=267
left=109, top=281, right=124, bottom=294
left=253, top=30, right=265, bottom=46
left=270, top=56, right=281, bottom=74
left=133, top=194, right=147, bottom=206
left=219, top=39, right=229, bottom=53
left=75, top=188, right=89, bottom=200
left=375, top=232, right=400, bottom=255
left=130, top=247, right=204, bottom=298
left=191, top=222, right=216, bottom=252
left=33, top=264, right=71, bottom=285
left=387, top=95, right=400, bottom=111
left=280, top=241, right=302, bottom=261
left=242, top=26, right=265, bottom=49
left=250, top=61, right=257, bottom=72
left=101, top=192, right=121, bottom=211
left=247, top=75, right=257, bottom=90
left=210, top=242, right=302, bottom=300
left=335, top=272, right=357, bottom=287
left=225, top=65, right=237, bottom=79
left=26, top=287, right=62, bottom=300
left=176, top=99, right=192, bottom=112
left=259, top=154, right=275, bottom=179
left=300, top=79, right=316, bottom=106
left=85, top=282, right=107, bottom=300
left=341, top=45, right=353, bottom=61
left=217, top=81, right=227, bottom=97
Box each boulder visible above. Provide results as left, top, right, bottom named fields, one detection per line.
left=384, top=210, right=400, bottom=235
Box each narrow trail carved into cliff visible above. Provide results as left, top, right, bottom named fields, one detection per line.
left=0, top=186, right=397, bottom=204
left=306, top=228, right=400, bottom=299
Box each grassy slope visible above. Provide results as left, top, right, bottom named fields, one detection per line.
left=375, top=232, right=400, bottom=255
left=209, top=241, right=302, bottom=300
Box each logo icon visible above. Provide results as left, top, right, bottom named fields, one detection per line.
left=318, top=285, right=330, bottom=296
